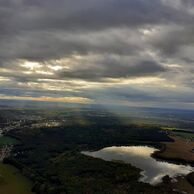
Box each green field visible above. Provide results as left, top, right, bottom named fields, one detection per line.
left=173, top=131, right=194, bottom=139
left=0, top=163, right=33, bottom=194
left=0, top=136, right=33, bottom=194
left=161, top=127, right=194, bottom=140
left=0, top=136, right=19, bottom=146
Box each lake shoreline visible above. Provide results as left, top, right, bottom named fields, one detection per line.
left=82, top=145, right=194, bottom=185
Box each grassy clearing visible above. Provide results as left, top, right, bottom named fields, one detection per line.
left=0, top=163, right=33, bottom=194
left=173, top=131, right=194, bottom=139
left=161, top=127, right=194, bottom=140
left=0, top=136, right=19, bottom=146
left=161, top=127, right=177, bottom=131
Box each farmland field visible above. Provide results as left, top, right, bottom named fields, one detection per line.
left=0, top=163, right=33, bottom=194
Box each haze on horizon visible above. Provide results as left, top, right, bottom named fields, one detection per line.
left=1, top=0, right=194, bottom=109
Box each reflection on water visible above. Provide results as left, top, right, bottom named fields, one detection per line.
left=82, top=146, right=194, bottom=185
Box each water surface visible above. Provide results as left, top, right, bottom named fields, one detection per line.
left=82, top=146, right=194, bottom=185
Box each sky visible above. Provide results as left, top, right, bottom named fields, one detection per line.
left=1, top=0, right=194, bottom=109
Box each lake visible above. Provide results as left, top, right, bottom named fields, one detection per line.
left=82, top=146, right=194, bottom=185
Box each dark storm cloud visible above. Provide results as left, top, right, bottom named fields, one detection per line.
left=0, top=0, right=193, bottom=62
left=0, top=30, right=141, bottom=62
left=150, top=26, right=194, bottom=57
left=3, top=0, right=191, bottom=32
left=58, top=59, right=167, bottom=81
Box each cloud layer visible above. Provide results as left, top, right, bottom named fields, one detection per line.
left=1, top=0, right=194, bottom=108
